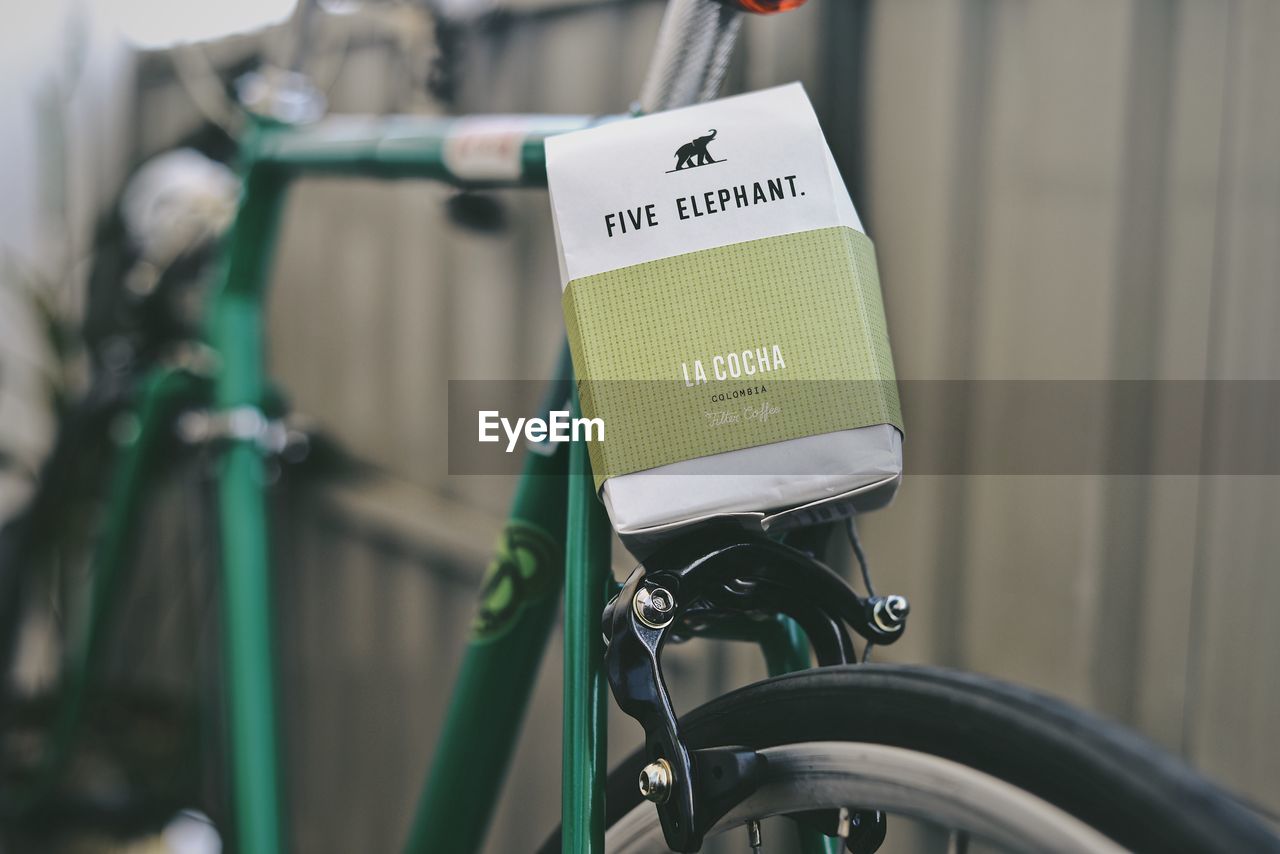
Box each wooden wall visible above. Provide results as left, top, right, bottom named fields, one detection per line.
left=858, top=0, right=1280, bottom=807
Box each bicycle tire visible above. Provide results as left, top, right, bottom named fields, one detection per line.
left=537, top=664, right=1279, bottom=853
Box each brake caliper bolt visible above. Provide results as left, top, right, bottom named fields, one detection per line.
left=872, top=594, right=910, bottom=634
left=634, top=586, right=676, bottom=629
left=638, top=758, right=673, bottom=803
left=885, top=595, right=909, bottom=620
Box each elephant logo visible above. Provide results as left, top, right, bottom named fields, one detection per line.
left=669, top=129, right=723, bottom=172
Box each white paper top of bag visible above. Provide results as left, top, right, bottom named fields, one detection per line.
left=546, top=82, right=863, bottom=286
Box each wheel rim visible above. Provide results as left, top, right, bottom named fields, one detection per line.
left=604, top=741, right=1126, bottom=853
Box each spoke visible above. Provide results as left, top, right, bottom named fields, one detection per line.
left=946, top=828, right=971, bottom=854
left=747, top=819, right=763, bottom=853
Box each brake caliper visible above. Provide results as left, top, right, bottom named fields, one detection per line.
left=601, top=529, right=909, bottom=852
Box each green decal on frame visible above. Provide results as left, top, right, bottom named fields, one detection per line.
left=471, top=520, right=562, bottom=642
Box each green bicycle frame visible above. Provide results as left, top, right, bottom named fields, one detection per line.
left=29, top=112, right=824, bottom=854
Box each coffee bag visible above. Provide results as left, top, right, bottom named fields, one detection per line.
left=546, top=83, right=902, bottom=547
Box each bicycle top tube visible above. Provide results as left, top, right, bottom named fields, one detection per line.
left=245, top=0, right=748, bottom=188
left=242, top=0, right=753, bottom=187
left=244, top=113, right=612, bottom=188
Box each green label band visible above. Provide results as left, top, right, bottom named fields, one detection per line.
left=563, top=226, right=903, bottom=489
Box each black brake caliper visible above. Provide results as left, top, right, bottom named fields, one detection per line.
left=601, top=529, right=909, bottom=853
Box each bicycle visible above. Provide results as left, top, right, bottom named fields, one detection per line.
left=1, top=0, right=1277, bottom=852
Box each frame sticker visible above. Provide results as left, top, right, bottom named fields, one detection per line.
left=470, top=520, right=561, bottom=642
left=444, top=115, right=591, bottom=182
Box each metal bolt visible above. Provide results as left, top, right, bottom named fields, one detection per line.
left=638, top=758, right=673, bottom=803
left=634, top=586, right=676, bottom=629
left=885, top=595, right=909, bottom=620
left=176, top=411, right=212, bottom=444
left=110, top=412, right=142, bottom=447
left=836, top=806, right=851, bottom=840
left=872, top=594, right=910, bottom=634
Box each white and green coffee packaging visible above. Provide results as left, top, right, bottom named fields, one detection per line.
left=546, top=83, right=902, bottom=546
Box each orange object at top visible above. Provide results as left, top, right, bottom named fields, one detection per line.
left=718, top=0, right=808, bottom=13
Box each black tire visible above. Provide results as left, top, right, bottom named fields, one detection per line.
left=538, top=664, right=1279, bottom=853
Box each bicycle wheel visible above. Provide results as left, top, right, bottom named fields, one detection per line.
left=0, top=436, right=228, bottom=845
left=539, top=665, right=1278, bottom=853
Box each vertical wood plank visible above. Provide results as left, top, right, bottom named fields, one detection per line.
left=959, top=0, right=1132, bottom=703
left=859, top=0, right=976, bottom=666
left=1131, top=0, right=1230, bottom=751
left=1185, top=0, right=1280, bottom=811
